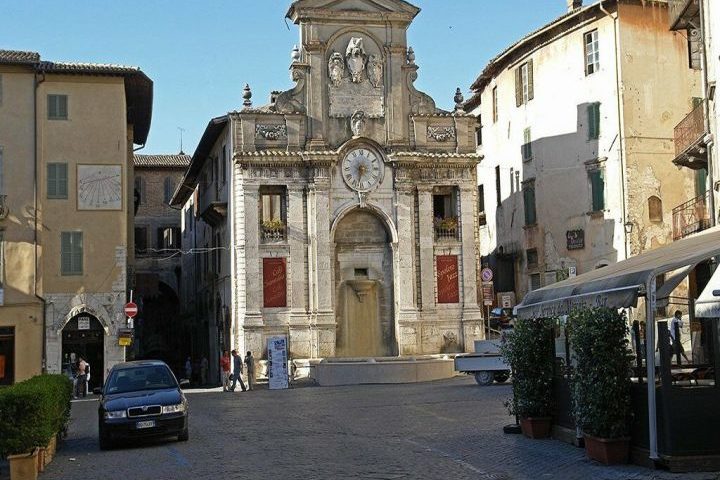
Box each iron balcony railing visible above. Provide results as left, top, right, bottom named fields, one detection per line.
left=672, top=190, right=711, bottom=240
left=261, top=223, right=287, bottom=243
left=668, top=0, right=699, bottom=30
left=674, top=102, right=705, bottom=157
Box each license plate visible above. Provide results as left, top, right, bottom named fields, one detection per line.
left=136, top=420, right=155, bottom=429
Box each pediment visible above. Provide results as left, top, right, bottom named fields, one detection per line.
left=287, top=0, right=420, bottom=22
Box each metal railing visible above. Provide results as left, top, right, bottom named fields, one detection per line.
left=674, top=102, right=705, bottom=157
left=261, top=224, right=286, bottom=243
left=668, top=0, right=698, bottom=30
left=672, top=190, right=711, bottom=240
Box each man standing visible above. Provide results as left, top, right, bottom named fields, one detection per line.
left=670, top=310, right=690, bottom=363
left=230, top=350, right=247, bottom=392
left=220, top=351, right=231, bottom=392
left=76, top=356, right=88, bottom=398
left=244, top=351, right=255, bottom=391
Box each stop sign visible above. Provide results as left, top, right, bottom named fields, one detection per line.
left=124, top=302, right=138, bottom=318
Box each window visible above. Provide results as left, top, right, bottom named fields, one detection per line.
left=584, top=30, right=599, bottom=75
left=163, top=177, right=175, bottom=204
left=526, top=248, right=538, bottom=268
left=47, top=94, right=68, bottom=120
left=260, top=187, right=287, bottom=242
left=523, top=180, right=537, bottom=225
left=134, top=227, right=148, bottom=255
left=515, top=60, right=534, bottom=107
left=648, top=196, right=663, bottom=223
left=587, top=103, right=601, bottom=140
left=495, top=166, right=502, bottom=207
left=134, top=176, right=145, bottom=205
left=60, top=232, right=83, bottom=276
left=0, top=327, right=15, bottom=385
left=522, top=128, right=532, bottom=161
left=588, top=169, right=605, bottom=212
left=492, top=86, right=498, bottom=123
left=157, top=227, right=181, bottom=250
left=529, top=273, right=541, bottom=292
left=433, top=187, right=459, bottom=240
left=478, top=185, right=486, bottom=226
left=47, top=163, right=68, bottom=199
left=475, top=126, right=482, bottom=147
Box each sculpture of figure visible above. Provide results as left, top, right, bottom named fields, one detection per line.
left=328, top=51, right=345, bottom=87
left=275, top=67, right=306, bottom=114
left=345, top=37, right=367, bottom=83
left=351, top=110, right=366, bottom=137
left=367, top=54, right=383, bottom=88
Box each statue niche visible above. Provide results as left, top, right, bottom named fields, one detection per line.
left=327, top=36, right=384, bottom=119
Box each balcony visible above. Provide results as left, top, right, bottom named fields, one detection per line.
left=672, top=190, right=711, bottom=240
left=261, top=220, right=287, bottom=243
left=668, top=0, right=700, bottom=31
left=672, top=103, right=708, bottom=170
left=434, top=217, right=460, bottom=241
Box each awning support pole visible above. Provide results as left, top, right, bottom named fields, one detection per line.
left=645, top=276, right=659, bottom=461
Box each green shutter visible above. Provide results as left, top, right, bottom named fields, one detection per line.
left=588, top=103, right=600, bottom=140
left=523, top=128, right=532, bottom=160
left=515, top=67, right=522, bottom=107
left=590, top=170, right=605, bottom=211
left=524, top=185, right=537, bottom=225
left=61, top=232, right=82, bottom=275
left=48, top=95, right=68, bottom=120
left=527, top=59, right=534, bottom=101
left=695, top=168, right=708, bottom=196
left=48, top=163, right=68, bottom=199
left=72, top=232, right=82, bottom=274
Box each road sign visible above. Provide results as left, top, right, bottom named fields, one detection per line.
left=481, top=281, right=494, bottom=306
left=124, top=302, right=138, bottom=318
left=481, top=268, right=493, bottom=282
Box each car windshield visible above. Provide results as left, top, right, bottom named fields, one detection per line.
left=105, top=365, right=177, bottom=394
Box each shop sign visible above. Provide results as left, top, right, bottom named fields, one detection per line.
left=566, top=229, right=585, bottom=250
left=78, top=316, right=91, bottom=330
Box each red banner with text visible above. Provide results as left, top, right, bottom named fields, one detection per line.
left=263, top=258, right=287, bottom=308
left=436, top=255, right=460, bottom=304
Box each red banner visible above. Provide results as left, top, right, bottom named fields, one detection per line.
left=263, top=258, right=287, bottom=308
left=437, top=255, right=460, bottom=304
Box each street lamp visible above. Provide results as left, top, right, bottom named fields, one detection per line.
left=624, top=220, right=634, bottom=234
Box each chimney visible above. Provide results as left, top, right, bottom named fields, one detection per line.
left=567, top=0, right=582, bottom=11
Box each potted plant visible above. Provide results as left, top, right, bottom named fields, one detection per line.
left=262, top=218, right=286, bottom=241
left=569, top=307, right=633, bottom=465
left=500, top=317, right=555, bottom=438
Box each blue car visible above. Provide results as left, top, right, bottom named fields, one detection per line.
left=96, top=360, right=189, bottom=450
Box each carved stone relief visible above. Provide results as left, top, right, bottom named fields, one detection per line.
left=274, top=65, right=307, bottom=114
left=328, top=37, right=384, bottom=118
left=427, top=126, right=456, bottom=142
left=256, top=124, right=288, bottom=141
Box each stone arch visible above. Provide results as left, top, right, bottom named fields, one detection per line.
left=330, top=201, right=398, bottom=245
left=56, top=303, right=110, bottom=335
left=648, top=195, right=663, bottom=223
left=324, top=26, right=386, bottom=65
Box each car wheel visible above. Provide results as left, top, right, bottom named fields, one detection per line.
left=493, top=371, right=510, bottom=383
left=178, top=428, right=189, bottom=442
left=474, top=371, right=494, bottom=386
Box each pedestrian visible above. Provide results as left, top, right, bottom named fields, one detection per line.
left=230, top=349, right=247, bottom=392
left=220, top=350, right=231, bottom=392
left=185, top=356, right=192, bottom=383
left=200, top=356, right=208, bottom=386
left=244, top=351, right=255, bottom=391
left=76, top=356, right=88, bottom=398
left=670, top=310, right=690, bottom=363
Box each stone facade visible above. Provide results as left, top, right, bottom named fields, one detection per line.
left=174, top=0, right=483, bottom=362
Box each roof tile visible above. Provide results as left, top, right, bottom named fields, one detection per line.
left=134, top=154, right=191, bottom=168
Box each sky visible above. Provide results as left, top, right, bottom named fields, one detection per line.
left=1, top=1, right=567, bottom=155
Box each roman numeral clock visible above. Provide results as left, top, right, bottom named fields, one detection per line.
left=341, top=148, right=383, bottom=204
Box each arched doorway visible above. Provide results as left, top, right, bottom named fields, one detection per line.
left=334, top=208, right=396, bottom=357
left=62, top=313, right=105, bottom=390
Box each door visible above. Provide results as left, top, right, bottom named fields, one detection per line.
left=62, top=314, right=105, bottom=390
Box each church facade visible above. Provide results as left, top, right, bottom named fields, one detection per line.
left=176, top=0, right=484, bottom=362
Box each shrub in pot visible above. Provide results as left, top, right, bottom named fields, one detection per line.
left=569, top=307, right=633, bottom=464
left=500, top=317, right=555, bottom=438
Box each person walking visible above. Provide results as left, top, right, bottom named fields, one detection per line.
left=670, top=310, right=690, bottom=363
left=220, top=351, right=231, bottom=391
left=184, top=356, right=193, bottom=383
left=244, top=351, right=255, bottom=391
left=230, top=350, right=247, bottom=392
left=76, top=356, right=88, bottom=398
left=200, top=356, right=208, bottom=386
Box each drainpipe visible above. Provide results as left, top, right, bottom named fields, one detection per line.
left=34, top=70, right=49, bottom=373
left=698, top=0, right=716, bottom=226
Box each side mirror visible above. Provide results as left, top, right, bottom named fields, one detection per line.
left=92, top=387, right=102, bottom=395
left=179, top=379, right=190, bottom=389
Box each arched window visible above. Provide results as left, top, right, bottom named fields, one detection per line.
left=164, top=177, right=175, bottom=204
left=648, top=196, right=663, bottom=223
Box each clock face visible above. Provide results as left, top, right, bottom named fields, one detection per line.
left=341, top=148, right=382, bottom=192
left=77, top=165, right=122, bottom=210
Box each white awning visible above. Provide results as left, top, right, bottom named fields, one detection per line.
left=516, top=226, right=720, bottom=320
left=695, top=263, right=720, bottom=318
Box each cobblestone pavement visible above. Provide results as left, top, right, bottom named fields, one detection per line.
left=27, top=377, right=719, bottom=480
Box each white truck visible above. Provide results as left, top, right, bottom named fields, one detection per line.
left=454, top=339, right=510, bottom=386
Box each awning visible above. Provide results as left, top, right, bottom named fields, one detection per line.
left=516, top=226, right=720, bottom=319
left=695, top=264, right=720, bottom=318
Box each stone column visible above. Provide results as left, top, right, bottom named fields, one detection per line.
left=417, top=186, right=436, bottom=311
left=459, top=184, right=483, bottom=351
left=395, top=184, right=418, bottom=317
left=288, top=184, right=311, bottom=358
left=242, top=184, right=262, bottom=323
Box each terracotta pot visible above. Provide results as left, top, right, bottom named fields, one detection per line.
left=45, top=435, right=57, bottom=466
left=519, top=416, right=552, bottom=439
left=37, top=447, right=45, bottom=472
left=584, top=434, right=630, bottom=465
left=7, top=449, right=39, bottom=480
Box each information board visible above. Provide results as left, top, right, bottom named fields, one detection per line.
left=267, top=336, right=289, bottom=390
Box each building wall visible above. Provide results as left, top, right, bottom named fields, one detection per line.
left=0, top=65, right=45, bottom=382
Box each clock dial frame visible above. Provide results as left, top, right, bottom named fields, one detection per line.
left=341, top=148, right=383, bottom=192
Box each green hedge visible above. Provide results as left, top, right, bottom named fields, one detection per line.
left=0, top=374, right=72, bottom=457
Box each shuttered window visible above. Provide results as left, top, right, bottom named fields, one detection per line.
left=588, top=103, right=601, bottom=140
left=47, top=163, right=68, bottom=199
left=584, top=30, right=599, bottom=75
left=47, top=94, right=68, bottom=120
left=589, top=169, right=605, bottom=211
left=61, top=232, right=83, bottom=275
left=515, top=60, right=534, bottom=106
left=164, top=177, right=175, bottom=204
left=522, top=127, right=533, bottom=161
left=523, top=181, right=537, bottom=225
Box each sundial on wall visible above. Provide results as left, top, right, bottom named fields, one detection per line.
left=77, top=165, right=122, bottom=210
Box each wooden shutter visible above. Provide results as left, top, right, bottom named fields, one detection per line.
left=515, top=67, right=522, bottom=107
left=527, top=59, right=534, bottom=101
left=524, top=185, right=536, bottom=225
left=71, top=232, right=82, bottom=274
left=588, top=103, right=600, bottom=140
left=58, top=164, right=68, bottom=198
left=590, top=170, right=605, bottom=211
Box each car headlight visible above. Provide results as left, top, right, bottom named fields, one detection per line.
left=162, top=403, right=186, bottom=414
left=104, top=410, right=127, bottom=419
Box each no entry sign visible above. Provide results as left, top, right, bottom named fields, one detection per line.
left=124, top=302, right=138, bottom=318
